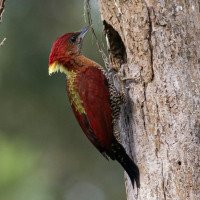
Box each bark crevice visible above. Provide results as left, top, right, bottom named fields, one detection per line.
left=146, top=6, right=154, bottom=83
left=162, top=163, right=167, bottom=200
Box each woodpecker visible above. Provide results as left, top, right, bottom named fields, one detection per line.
left=48, top=25, right=140, bottom=188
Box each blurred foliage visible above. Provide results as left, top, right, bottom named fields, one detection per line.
left=0, top=0, right=126, bottom=199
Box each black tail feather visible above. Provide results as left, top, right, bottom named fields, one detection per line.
left=111, top=139, right=140, bottom=188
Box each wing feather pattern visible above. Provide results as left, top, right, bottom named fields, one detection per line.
left=78, top=67, right=113, bottom=151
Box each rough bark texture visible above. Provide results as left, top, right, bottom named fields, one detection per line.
left=97, top=0, right=200, bottom=199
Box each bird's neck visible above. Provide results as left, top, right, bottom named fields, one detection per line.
left=65, top=54, right=101, bottom=72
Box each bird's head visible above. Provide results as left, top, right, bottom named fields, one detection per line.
left=49, top=25, right=91, bottom=75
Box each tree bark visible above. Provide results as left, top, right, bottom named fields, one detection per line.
left=97, top=0, right=200, bottom=199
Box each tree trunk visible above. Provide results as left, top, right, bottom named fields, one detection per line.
left=97, top=0, right=200, bottom=199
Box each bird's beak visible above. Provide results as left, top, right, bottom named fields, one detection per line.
left=79, top=25, right=92, bottom=39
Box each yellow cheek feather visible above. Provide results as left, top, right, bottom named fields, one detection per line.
left=49, top=62, right=85, bottom=114
left=49, top=62, right=68, bottom=75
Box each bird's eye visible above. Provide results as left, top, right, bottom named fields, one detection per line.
left=70, top=36, right=76, bottom=43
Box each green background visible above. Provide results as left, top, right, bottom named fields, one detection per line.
left=0, top=0, right=126, bottom=199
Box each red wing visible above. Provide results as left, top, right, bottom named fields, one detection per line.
left=78, top=67, right=113, bottom=150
